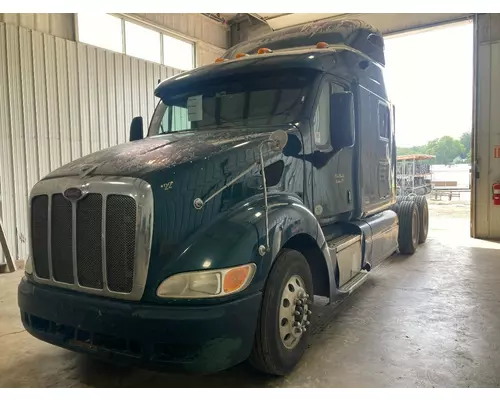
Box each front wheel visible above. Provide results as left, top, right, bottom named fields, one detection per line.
left=249, top=249, right=313, bottom=376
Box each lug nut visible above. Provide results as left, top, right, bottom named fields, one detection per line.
left=305, top=321, right=311, bottom=326
left=307, top=310, right=312, bottom=315
left=296, top=300, right=303, bottom=306
left=294, top=311, right=300, bottom=316
left=302, top=327, right=307, bottom=332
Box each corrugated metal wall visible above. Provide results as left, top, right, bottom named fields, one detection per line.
left=0, top=13, right=75, bottom=41
left=0, top=22, right=182, bottom=263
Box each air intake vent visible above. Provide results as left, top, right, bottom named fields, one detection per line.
left=77, top=194, right=103, bottom=289
left=31, top=195, right=49, bottom=279
left=106, top=195, right=137, bottom=293
left=51, top=194, right=74, bottom=283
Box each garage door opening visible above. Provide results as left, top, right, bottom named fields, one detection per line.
left=384, top=21, right=474, bottom=238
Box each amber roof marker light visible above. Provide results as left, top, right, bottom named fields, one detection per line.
left=257, top=48, right=273, bottom=54
left=235, top=52, right=249, bottom=59
left=316, top=42, right=329, bottom=49
left=215, top=57, right=228, bottom=63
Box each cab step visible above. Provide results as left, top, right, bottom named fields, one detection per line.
left=338, top=270, right=369, bottom=295
left=327, top=234, right=361, bottom=252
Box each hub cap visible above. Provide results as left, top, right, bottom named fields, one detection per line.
left=279, top=275, right=312, bottom=349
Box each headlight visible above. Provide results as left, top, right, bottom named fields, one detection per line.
left=156, top=263, right=256, bottom=299
left=25, top=255, right=33, bottom=275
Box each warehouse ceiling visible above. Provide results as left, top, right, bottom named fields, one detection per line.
left=211, top=13, right=473, bottom=35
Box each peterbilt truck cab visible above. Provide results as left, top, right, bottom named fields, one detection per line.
left=18, top=19, right=428, bottom=376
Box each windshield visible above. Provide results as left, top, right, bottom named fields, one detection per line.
left=148, top=68, right=318, bottom=136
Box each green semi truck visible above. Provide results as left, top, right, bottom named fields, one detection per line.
left=18, top=19, right=428, bottom=375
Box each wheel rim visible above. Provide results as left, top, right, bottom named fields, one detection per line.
left=279, top=275, right=312, bottom=350
left=412, top=208, right=419, bottom=245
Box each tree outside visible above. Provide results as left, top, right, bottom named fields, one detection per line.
left=397, top=132, right=471, bottom=165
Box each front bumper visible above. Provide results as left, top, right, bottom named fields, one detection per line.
left=18, top=277, right=262, bottom=373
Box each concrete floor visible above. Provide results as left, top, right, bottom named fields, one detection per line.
left=1, top=201, right=500, bottom=387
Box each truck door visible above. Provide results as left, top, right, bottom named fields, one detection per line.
left=358, top=86, right=394, bottom=215
left=311, top=79, right=355, bottom=223
left=376, top=100, right=392, bottom=201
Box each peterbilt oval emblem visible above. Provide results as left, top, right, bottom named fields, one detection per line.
left=64, top=187, right=83, bottom=201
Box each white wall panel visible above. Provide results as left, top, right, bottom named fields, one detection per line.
left=44, top=35, right=61, bottom=172
left=97, top=49, right=109, bottom=150
left=114, top=54, right=127, bottom=145
left=122, top=56, right=133, bottom=143
left=32, top=31, right=50, bottom=178
left=20, top=28, right=39, bottom=190
left=139, top=61, right=149, bottom=130
left=87, top=47, right=101, bottom=154
left=77, top=44, right=91, bottom=158
left=67, top=41, right=82, bottom=161
left=6, top=24, right=29, bottom=259
left=0, top=24, right=17, bottom=262
left=0, top=22, right=176, bottom=263
left=106, top=52, right=118, bottom=148
left=56, top=38, right=72, bottom=167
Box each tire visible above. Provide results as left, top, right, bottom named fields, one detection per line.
left=397, top=200, right=420, bottom=255
left=414, top=195, right=429, bottom=244
left=249, top=249, right=314, bottom=376
left=391, top=202, right=400, bottom=215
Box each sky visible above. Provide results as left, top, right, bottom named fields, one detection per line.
left=383, top=22, right=473, bottom=148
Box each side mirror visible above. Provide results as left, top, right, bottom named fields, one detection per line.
left=283, top=134, right=302, bottom=158
left=330, top=92, right=355, bottom=152
left=129, top=116, right=144, bottom=142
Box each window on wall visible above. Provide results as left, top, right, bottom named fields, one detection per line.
left=77, top=14, right=195, bottom=70
left=125, top=21, right=161, bottom=64
left=77, top=13, right=123, bottom=53
left=163, top=35, right=194, bottom=70
left=378, top=102, right=391, bottom=139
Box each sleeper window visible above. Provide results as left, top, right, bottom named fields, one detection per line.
left=378, top=102, right=390, bottom=140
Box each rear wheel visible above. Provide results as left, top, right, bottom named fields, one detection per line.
left=397, top=200, right=420, bottom=255
left=414, top=195, right=429, bottom=244
left=249, top=249, right=313, bottom=376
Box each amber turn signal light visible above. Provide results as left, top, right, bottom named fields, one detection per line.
left=223, top=265, right=253, bottom=294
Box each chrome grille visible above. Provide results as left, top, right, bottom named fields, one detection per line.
left=29, top=176, right=153, bottom=301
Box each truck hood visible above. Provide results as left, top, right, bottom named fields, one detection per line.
left=42, top=126, right=299, bottom=269
left=44, top=129, right=273, bottom=181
